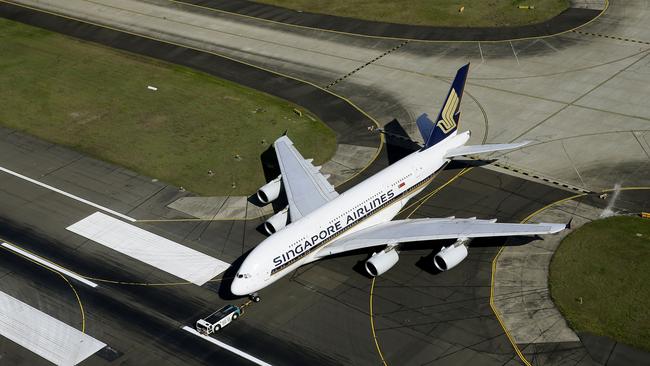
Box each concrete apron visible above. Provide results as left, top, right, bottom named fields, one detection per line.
left=493, top=198, right=605, bottom=345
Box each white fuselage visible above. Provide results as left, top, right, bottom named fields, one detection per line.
left=230, top=132, right=470, bottom=296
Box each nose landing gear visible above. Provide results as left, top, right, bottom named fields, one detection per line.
left=249, top=293, right=261, bottom=303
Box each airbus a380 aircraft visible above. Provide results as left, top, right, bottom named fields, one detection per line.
left=231, top=64, right=565, bottom=301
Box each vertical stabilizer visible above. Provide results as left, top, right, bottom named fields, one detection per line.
left=417, top=63, right=469, bottom=148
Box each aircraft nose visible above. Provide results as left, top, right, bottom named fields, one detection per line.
left=230, top=278, right=247, bottom=296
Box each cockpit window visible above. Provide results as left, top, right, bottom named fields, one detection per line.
left=236, top=273, right=251, bottom=279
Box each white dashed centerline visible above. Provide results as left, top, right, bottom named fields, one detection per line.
left=1, top=242, right=98, bottom=288
left=182, top=326, right=272, bottom=366
left=0, top=165, right=136, bottom=222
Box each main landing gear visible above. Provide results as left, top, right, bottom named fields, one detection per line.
left=249, top=293, right=261, bottom=303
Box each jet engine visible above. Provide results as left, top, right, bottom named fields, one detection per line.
left=264, top=207, right=288, bottom=235
left=433, top=239, right=469, bottom=271
left=365, top=249, right=399, bottom=277
left=257, top=175, right=281, bottom=204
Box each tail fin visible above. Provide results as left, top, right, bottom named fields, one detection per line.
left=417, top=63, right=469, bottom=148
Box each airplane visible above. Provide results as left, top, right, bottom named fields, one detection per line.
left=231, top=64, right=565, bottom=301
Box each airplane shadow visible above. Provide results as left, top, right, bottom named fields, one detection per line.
left=214, top=249, right=253, bottom=301
left=415, top=251, right=444, bottom=276
left=446, top=158, right=496, bottom=169
left=258, top=145, right=288, bottom=213
left=470, top=235, right=541, bottom=247
left=383, top=119, right=421, bottom=165
left=382, top=119, right=496, bottom=169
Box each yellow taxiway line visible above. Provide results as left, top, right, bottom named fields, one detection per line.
left=370, top=184, right=650, bottom=365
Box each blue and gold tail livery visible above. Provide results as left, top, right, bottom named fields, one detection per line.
left=417, top=63, right=469, bottom=148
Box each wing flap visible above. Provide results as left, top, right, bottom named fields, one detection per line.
left=274, top=135, right=338, bottom=221
left=316, top=218, right=564, bottom=258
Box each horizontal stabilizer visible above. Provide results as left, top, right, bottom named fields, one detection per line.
left=444, top=141, right=530, bottom=159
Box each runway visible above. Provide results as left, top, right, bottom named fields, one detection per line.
left=0, top=132, right=574, bottom=366
left=1, top=134, right=643, bottom=365
left=1, top=1, right=649, bottom=365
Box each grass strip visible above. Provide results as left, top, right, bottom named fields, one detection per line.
left=0, top=18, right=336, bottom=196
left=550, top=216, right=650, bottom=351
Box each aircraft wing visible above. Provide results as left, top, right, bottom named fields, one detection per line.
left=444, top=141, right=530, bottom=159
left=274, top=135, right=338, bottom=221
left=315, top=218, right=565, bottom=258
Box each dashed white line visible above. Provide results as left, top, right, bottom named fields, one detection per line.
left=0, top=165, right=136, bottom=222
left=1, top=242, right=98, bottom=288
left=182, top=326, right=272, bottom=366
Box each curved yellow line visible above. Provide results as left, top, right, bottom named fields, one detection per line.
left=488, top=185, right=650, bottom=364
left=80, top=275, right=227, bottom=286
left=374, top=181, right=646, bottom=365
left=520, top=193, right=588, bottom=224
left=402, top=167, right=473, bottom=218
left=0, top=237, right=230, bottom=287
left=488, top=245, right=532, bottom=365
left=487, top=194, right=585, bottom=364
left=1, top=243, right=87, bottom=332
left=168, top=0, right=610, bottom=44
left=488, top=192, right=586, bottom=365
left=57, top=273, right=86, bottom=333
left=368, top=165, right=474, bottom=365
left=369, top=277, right=388, bottom=366
left=136, top=217, right=251, bottom=222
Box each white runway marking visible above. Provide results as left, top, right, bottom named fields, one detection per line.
left=1, top=242, right=98, bottom=288
left=67, top=212, right=230, bottom=285
left=0, top=290, right=106, bottom=366
left=182, top=326, right=272, bottom=366
left=0, top=165, right=136, bottom=222
left=510, top=41, right=520, bottom=66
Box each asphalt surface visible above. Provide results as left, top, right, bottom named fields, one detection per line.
left=0, top=126, right=334, bottom=366
left=5, top=126, right=645, bottom=366
left=175, top=0, right=603, bottom=41
left=0, top=124, right=575, bottom=366
left=1, top=1, right=649, bottom=366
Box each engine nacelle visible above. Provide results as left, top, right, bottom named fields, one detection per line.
left=365, top=249, right=399, bottom=277
left=433, top=242, right=468, bottom=271
left=257, top=175, right=281, bottom=204
left=264, top=207, right=288, bottom=235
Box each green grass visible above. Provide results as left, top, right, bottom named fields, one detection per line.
left=549, top=216, right=650, bottom=351
left=252, top=0, right=569, bottom=27
left=0, top=18, right=336, bottom=196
